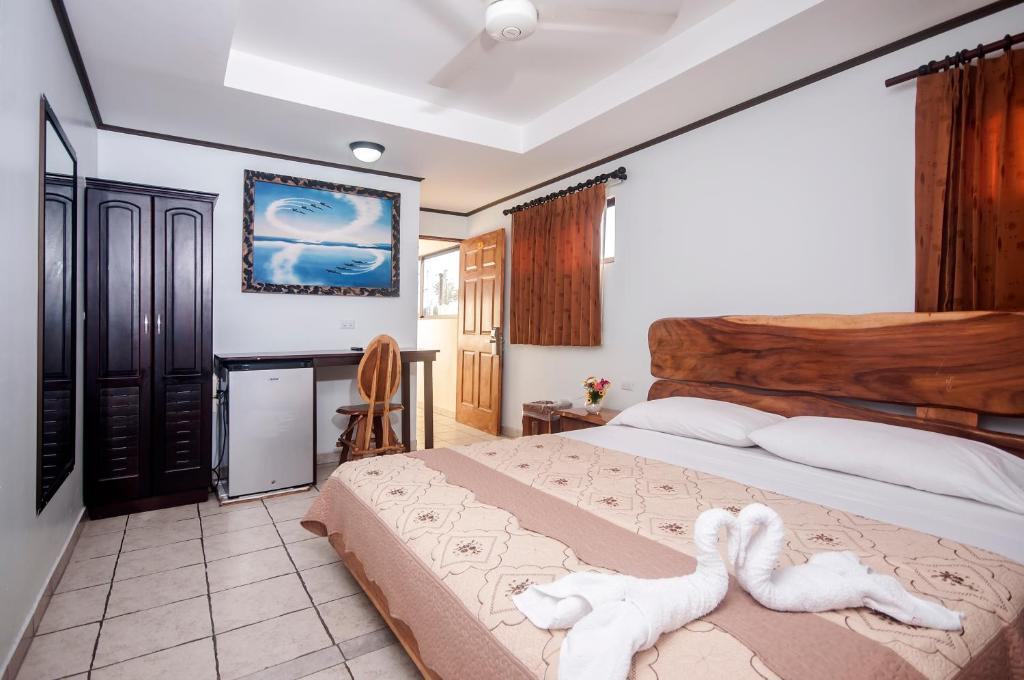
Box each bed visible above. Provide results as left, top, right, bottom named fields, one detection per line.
left=302, top=312, right=1024, bottom=680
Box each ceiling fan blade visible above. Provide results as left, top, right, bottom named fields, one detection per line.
left=429, top=31, right=498, bottom=89
left=537, top=6, right=677, bottom=34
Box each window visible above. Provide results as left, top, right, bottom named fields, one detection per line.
left=601, top=196, right=616, bottom=262
left=420, top=247, right=459, bottom=318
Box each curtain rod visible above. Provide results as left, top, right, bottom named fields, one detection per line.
left=503, top=167, right=627, bottom=216
left=885, top=32, right=1022, bottom=87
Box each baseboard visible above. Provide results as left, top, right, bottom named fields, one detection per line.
left=1, top=508, right=86, bottom=680
left=502, top=425, right=523, bottom=439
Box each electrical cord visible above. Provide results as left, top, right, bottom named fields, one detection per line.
left=212, top=374, right=228, bottom=490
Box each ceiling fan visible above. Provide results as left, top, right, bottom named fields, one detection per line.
left=428, top=0, right=679, bottom=89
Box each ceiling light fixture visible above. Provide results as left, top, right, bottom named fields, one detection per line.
left=349, top=141, right=385, bottom=163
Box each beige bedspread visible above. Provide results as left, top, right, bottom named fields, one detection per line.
left=302, top=435, right=1024, bottom=680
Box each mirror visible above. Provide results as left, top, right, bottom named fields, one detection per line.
left=38, top=97, right=78, bottom=512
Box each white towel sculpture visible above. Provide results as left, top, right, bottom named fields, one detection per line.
left=730, top=503, right=964, bottom=630
left=512, top=508, right=737, bottom=680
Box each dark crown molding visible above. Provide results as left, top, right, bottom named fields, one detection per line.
left=101, top=125, right=425, bottom=183
left=50, top=0, right=101, bottom=126
left=52, top=0, right=1022, bottom=213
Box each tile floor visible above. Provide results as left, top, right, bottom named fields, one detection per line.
left=17, top=410, right=501, bottom=680
left=415, top=408, right=504, bottom=449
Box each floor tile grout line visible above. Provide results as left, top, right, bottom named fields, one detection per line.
left=199, top=503, right=224, bottom=680
left=87, top=523, right=126, bottom=674
left=117, top=532, right=203, bottom=555
left=233, top=645, right=347, bottom=680
left=205, top=540, right=286, bottom=564
left=87, top=632, right=215, bottom=674
left=207, top=562, right=298, bottom=595
left=213, top=600, right=314, bottom=636
left=109, top=558, right=205, bottom=585
left=267, top=508, right=340, bottom=648
left=98, top=593, right=208, bottom=624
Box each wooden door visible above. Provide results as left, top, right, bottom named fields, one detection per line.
left=456, top=229, right=505, bottom=435
left=151, top=196, right=214, bottom=494
left=85, top=187, right=152, bottom=504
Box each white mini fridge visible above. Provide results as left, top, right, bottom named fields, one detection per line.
left=224, top=361, right=314, bottom=497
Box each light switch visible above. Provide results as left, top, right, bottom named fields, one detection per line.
left=340, top=319, right=356, bottom=330
left=622, top=381, right=635, bottom=392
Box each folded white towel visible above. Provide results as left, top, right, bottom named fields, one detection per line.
left=513, top=508, right=735, bottom=680
left=730, top=503, right=964, bottom=630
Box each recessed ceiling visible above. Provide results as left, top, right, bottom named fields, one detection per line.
left=64, top=0, right=1001, bottom=211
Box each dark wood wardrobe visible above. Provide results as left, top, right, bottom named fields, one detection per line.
left=84, top=179, right=216, bottom=518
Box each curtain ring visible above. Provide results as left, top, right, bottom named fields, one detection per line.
left=1005, top=34, right=1014, bottom=52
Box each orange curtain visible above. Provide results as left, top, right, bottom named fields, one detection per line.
left=915, top=49, right=1024, bottom=311
left=509, top=184, right=604, bottom=346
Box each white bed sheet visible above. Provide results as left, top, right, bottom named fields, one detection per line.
left=560, top=424, right=1024, bottom=563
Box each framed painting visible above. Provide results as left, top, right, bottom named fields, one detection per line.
left=242, top=170, right=400, bottom=296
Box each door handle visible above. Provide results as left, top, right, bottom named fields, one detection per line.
left=489, top=326, right=502, bottom=357
left=143, top=314, right=149, bottom=335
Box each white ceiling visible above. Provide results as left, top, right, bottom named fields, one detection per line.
left=65, top=0, right=997, bottom=212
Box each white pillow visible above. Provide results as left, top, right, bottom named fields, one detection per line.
left=608, top=397, right=785, bottom=447
left=749, top=416, right=1024, bottom=514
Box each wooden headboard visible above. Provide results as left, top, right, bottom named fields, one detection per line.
left=647, top=312, right=1024, bottom=457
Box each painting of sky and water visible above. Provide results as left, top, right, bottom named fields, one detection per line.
left=249, top=177, right=396, bottom=292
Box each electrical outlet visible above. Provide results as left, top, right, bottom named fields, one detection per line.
left=622, top=381, right=635, bottom=392
left=340, top=319, right=356, bottom=330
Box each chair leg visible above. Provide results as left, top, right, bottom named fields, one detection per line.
left=337, top=416, right=355, bottom=460
left=372, top=416, right=384, bottom=451
left=386, top=420, right=402, bottom=452
left=344, top=415, right=373, bottom=460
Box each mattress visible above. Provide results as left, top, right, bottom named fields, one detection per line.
left=302, top=431, right=1024, bottom=680
left=565, top=425, right=1024, bottom=563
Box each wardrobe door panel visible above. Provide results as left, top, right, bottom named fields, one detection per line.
left=85, top=189, right=152, bottom=504
left=152, top=197, right=213, bottom=493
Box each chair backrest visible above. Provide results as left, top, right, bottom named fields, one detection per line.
left=357, top=335, right=402, bottom=405
left=356, top=335, right=402, bottom=450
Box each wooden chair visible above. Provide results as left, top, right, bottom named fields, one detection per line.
left=336, top=335, right=406, bottom=461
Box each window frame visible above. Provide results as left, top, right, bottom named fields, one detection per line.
left=601, top=196, right=616, bottom=264
left=418, top=245, right=461, bottom=319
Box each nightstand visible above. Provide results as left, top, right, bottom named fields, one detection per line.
left=555, top=407, right=621, bottom=432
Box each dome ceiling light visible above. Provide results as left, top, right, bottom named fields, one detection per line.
left=349, top=141, right=385, bottom=163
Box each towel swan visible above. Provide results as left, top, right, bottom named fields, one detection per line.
left=513, top=508, right=737, bottom=680
left=729, top=503, right=964, bottom=630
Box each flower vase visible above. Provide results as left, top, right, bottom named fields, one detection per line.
left=584, top=399, right=603, bottom=415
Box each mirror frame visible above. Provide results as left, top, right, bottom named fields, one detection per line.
left=38, top=96, right=78, bottom=513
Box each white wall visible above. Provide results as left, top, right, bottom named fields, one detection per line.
left=419, top=210, right=469, bottom=239
left=0, top=0, right=99, bottom=669
left=417, top=319, right=458, bottom=415
left=468, top=6, right=1024, bottom=434
left=97, top=132, right=422, bottom=453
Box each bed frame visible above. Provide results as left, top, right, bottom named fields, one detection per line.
left=649, top=312, right=1024, bottom=457
left=340, top=311, right=1024, bottom=679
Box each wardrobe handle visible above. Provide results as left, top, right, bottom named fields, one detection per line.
left=156, top=314, right=162, bottom=335
left=143, top=314, right=149, bottom=335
